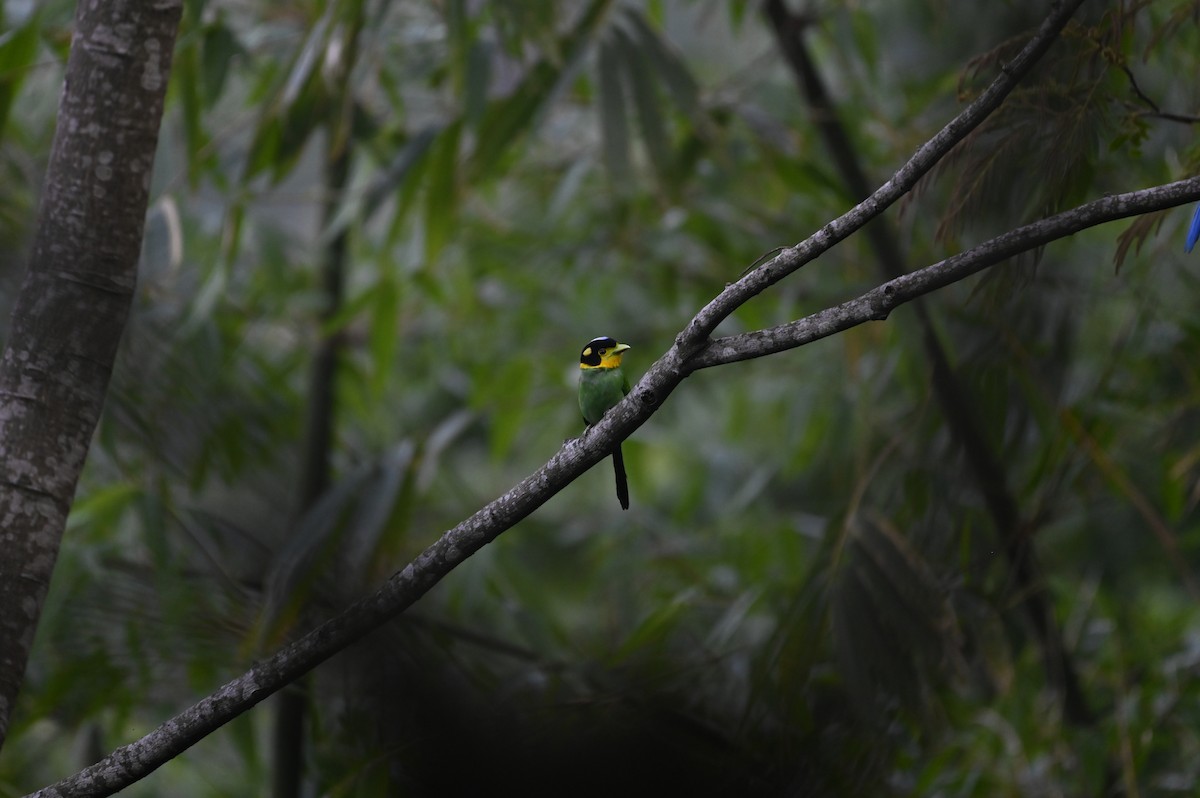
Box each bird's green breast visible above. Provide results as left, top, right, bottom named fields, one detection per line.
left=579, top=366, right=627, bottom=425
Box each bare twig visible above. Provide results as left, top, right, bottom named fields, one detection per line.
left=674, top=0, right=1088, bottom=353
left=690, top=177, right=1200, bottom=369
left=1118, top=62, right=1200, bottom=125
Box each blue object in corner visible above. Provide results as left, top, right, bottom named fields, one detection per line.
left=1187, top=205, right=1200, bottom=254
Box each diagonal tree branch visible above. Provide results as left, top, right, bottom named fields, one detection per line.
left=690, top=176, right=1200, bottom=369
left=675, top=0, right=1087, bottom=352
left=28, top=2, right=1098, bottom=795
left=32, top=179, right=1200, bottom=796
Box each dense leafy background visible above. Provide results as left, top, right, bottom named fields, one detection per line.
left=2, top=0, right=1200, bottom=795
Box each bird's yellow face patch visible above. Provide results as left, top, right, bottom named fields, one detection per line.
left=580, top=337, right=630, bottom=369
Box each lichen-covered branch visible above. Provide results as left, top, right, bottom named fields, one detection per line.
left=688, top=177, right=1200, bottom=369
left=0, top=0, right=183, bottom=752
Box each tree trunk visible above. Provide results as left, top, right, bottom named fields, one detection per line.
left=0, top=0, right=182, bottom=750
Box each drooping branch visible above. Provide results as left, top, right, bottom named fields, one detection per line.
left=675, top=0, right=1087, bottom=352
left=28, top=3, right=1093, bottom=795
left=689, top=176, right=1200, bottom=370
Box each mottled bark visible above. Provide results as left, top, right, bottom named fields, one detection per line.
left=0, top=0, right=182, bottom=750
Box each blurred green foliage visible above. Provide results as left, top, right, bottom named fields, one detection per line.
left=2, top=0, right=1200, bottom=795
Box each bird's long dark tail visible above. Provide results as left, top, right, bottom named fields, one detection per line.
left=612, top=444, right=629, bottom=510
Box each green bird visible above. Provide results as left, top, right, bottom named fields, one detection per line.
left=578, top=336, right=631, bottom=510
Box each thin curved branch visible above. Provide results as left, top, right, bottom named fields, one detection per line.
left=676, top=0, right=1087, bottom=351
left=1118, top=61, right=1200, bottom=125
left=689, top=176, right=1200, bottom=370
left=29, top=3, right=1088, bottom=796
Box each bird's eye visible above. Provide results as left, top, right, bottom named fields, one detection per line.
left=599, top=348, right=606, bottom=355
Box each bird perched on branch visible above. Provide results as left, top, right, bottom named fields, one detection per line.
left=1186, top=205, right=1200, bottom=253
left=578, top=336, right=631, bottom=510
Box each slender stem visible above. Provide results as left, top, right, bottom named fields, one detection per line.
left=676, top=0, right=1089, bottom=352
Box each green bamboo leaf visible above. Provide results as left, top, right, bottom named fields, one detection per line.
left=242, top=115, right=282, bottom=180
left=548, top=157, right=590, bottom=218
left=463, top=39, right=491, bottom=130
left=243, top=12, right=334, bottom=182
left=856, top=516, right=951, bottom=634
left=0, top=14, right=41, bottom=136
left=483, top=357, right=534, bottom=460
left=139, top=490, right=172, bottom=566
left=953, top=589, right=1013, bottom=695
left=317, top=284, right=376, bottom=337
left=852, top=535, right=942, bottom=660
left=466, top=63, right=552, bottom=179
left=367, top=275, right=399, bottom=398
left=613, top=587, right=698, bottom=662
left=494, top=0, right=562, bottom=61
left=830, top=562, right=895, bottom=709
left=622, top=9, right=707, bottom=130
left=341, top=441, right=416, bottom=580
left=201, top=17, right=243, bottom=106
left=416, top=409, right=475, bottom=490
left=175, top=11, right=205, bottom=186
left=614, top=26, right=671, bottom=187
left=646, top=0, right=665, bottom=26
left=66, top=482, right=142, bottom=533
left=388, top=126, right=439, bottom=209
left=849, top=7, right=881, bottom=78
left=596, top=34, right=632, bottom=186
left=259, top=467, right=370, bottom=640
left=184, top=259, right=229, bottom=334
left=423, top=120, right=462, bottom=263
left=280, top=13, right=332, bottom=107
left=728, top=1, right=750, bottom=30
left=447, top=0, right=470, bottom=88
left=243, top=84, right=329, bottom=184
left=831, top=514, right=958, bottom=717
left=704, top=588, right=761, bottom=650
left=325, top=125, right=439, bottom=243
left=467, top=0, right=612, bottom=180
